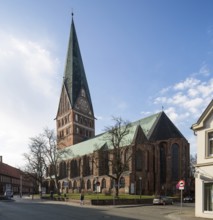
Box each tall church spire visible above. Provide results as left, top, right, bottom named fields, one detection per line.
left=63, top=16, right=94, bottom=115
left=56, top=16, right=95, bottom=148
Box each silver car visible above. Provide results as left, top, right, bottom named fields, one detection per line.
left=153, top=196, right=173, bottom=205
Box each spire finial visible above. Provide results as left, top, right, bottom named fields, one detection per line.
left=71, top=9, right=74, bottom=18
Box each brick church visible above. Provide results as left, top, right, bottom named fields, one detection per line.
left=46, top=16, right=190, bottom=196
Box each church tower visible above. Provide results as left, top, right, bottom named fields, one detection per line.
left=56, top=15, right=95, bottom=149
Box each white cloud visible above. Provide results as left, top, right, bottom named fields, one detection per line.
left=155, top=76, right=212, bottom=115
left=0, top=31, right=60, bottom=167
left=164, top=107, right=190, bottom=125
left=153, top=72, right=213, bottom=155
left=174, top=77, right=200, bottom=90
left=159, top=86, right=171, bottom=94
left=0, top=32, right=60, bottom=97
left=188, top=88, right=198, bottom=97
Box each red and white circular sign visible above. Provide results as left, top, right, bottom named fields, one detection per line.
left=178, top=180, right=185, bottom=187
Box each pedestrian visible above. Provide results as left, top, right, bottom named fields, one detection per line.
left=80, top=192, right=84, bottom=206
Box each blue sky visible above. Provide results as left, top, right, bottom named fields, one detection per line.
left=0, top=0, right=212, bottom=167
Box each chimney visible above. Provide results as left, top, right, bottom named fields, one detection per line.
left=0, top=156, right=2, bottom=163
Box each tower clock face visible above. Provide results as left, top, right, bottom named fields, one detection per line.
left=78, top=97, right=90, bottom=113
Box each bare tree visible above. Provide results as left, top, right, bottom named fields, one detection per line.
left=42, top=128, right=72, bottom=195
left=23, top=135, right=46, bottom=197
left=96, top=116, right=132, bottom=197
left=24, top=128, right=72, bottom=196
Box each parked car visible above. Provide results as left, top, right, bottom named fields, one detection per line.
left=153, top=196, right=173, bottom=205
left=183, top=196, right=194, bottom=203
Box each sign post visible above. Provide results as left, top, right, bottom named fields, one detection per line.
left=177, top=180, right=185, bottom=214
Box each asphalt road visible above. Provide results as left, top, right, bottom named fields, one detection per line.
left=0, top=196, right=198, bottom=220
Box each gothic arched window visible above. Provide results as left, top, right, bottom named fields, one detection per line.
left=172, top=143, right=179, bottom=181
left=102, top=178, right=106, bottom=189
left=87, top=180, right=91, bottom=189
left=120, top=177, right=125, bottom=188
left=160, top=143, right=167, bottom=184
left=73, top=180, right=77, bottom=189
left=59, top=161, right=67, bottom=179
left=124, top=148, right=131, bottom=171
left=135, top=149, right=142, bottom=171
left=110, top=179, right=114, bottom=189
left=71, top=160, right=78, bottom=178
left=81, top=179, right=85, bottom=189
left=69, top=181, right=72, bottom=189
left=83, top=155, right=91, bottom=177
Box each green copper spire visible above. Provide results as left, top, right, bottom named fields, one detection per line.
left=63, top=16, right=94, bottom=115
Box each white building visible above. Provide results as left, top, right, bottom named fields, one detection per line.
left=192, top=99, right=213, bottom=219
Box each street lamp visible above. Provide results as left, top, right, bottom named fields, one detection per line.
left=20, top=175, right=22, bottom=198
left=139, top=177, right=142, bottom=200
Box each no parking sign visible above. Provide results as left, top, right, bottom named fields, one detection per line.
left=178, top=180, right=185, bottom=190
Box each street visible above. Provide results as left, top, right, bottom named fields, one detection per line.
left=0, top=196, right=197, bottom=220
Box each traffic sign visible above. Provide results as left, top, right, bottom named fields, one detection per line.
left=178, top=180, right=185, bottom=187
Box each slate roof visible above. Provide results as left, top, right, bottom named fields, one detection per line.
left=62, top=111, right=186, bottom=160
left=148, top=111, right=185, bottom=141
left=62, top=16, right=94, bottom=115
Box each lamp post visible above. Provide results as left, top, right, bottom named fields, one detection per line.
left=139, top=177, right=142, bottom=200
left=20, top=175, right=22, bottom=198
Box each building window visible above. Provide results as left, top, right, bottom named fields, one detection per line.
left=110, top=179, right=114, bottom=189
left=172, top=143, right=179, bottom=181
left=119, top=177, right=125, bottom=188
left=69, top=181, right=72, bottom=189
left=102, top=178, right=106, bottom=188
left=87, top=180, right=91, bottom=189
left=124, top=148, right=130, bottom=171
left=160, top=143, right=167, bottom=184
left=81, top=89, right=86, bottom=97
left=135, top=149, right=142, bottom=171
left=208, top=132, right=213, bottom=157
left=81, top=179, right=85, bottom=189
left=76, top=127, right=79, bottom=134
left=204, top=182, right=213, bottom=212
left=145, top=151, right=149, bottom=172
left=75, top=114, right=78, bottom=122
left=59, top=161, right=67, bottom=179
left=79, top=116, right=83, bottom=124
left=73, top=180, right=77, bottom=189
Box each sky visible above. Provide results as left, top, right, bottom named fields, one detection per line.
left=0, top=0, right=212, bottom=168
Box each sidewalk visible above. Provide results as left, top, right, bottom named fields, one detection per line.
left=168, top=207, right=208, bottom=220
